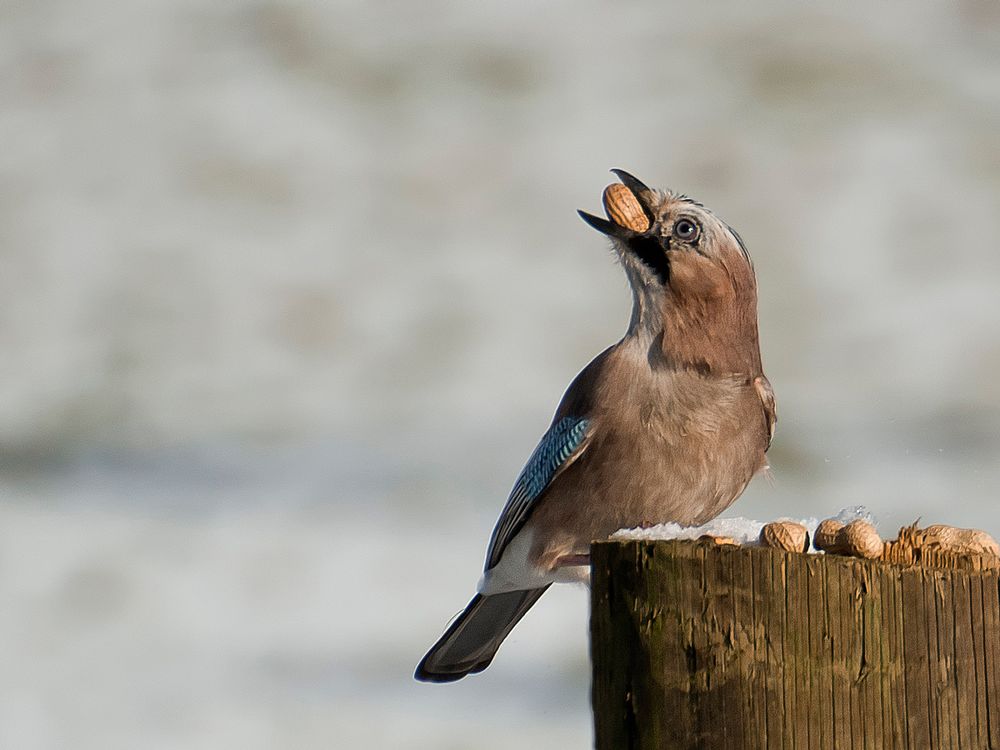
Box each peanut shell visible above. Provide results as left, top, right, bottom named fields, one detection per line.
left=602, top=184, right=650, bottom=232
left=698, top=534, right=738, bottom=547
left=839, top=520, right=883, bottom=559
left=813, top=519, right=844, bottom=552
left=922, top=524, right=1000, bottom=556
left=759, top=521, right=809, bottom=553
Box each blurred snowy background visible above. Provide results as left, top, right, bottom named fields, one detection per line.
left=2, top=0, right=1000, bottom=747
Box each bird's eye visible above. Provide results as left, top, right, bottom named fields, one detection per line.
left=673, top=218, right=700, bottom=242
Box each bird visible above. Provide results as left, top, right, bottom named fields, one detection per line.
left=415, top=170, right=775, bottom=683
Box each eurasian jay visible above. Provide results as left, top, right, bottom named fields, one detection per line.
left=416, top=170, right=775, bottom=682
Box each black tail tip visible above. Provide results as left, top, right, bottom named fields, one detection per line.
left=414, top=657, right=491, bottom=683
left=414, top=667, right=465, bottom=683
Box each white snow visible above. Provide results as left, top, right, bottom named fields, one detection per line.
left=612, top=506, right=876, bottom=552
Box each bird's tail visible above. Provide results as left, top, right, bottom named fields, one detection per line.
left=415, top=586, right=550, bottom=682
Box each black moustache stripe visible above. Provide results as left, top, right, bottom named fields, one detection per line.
left=627, top=235, right=670, bottom=284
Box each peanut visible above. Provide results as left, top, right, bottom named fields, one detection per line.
left=698, top=534, right=739, bottom=546
left=759, top=521, right=810, bottom=553
left=902, top=523, right=1000, bottom=557
left=839, top=520, right=884, bottom=559
left=815, top=518, right=883, bottom=559
left=813, top=519, right=844, bottom=552
left=602, top=184, right=650, bottom=233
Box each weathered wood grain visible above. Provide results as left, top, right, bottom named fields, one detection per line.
left=591, top=539, right=1000, bottom=749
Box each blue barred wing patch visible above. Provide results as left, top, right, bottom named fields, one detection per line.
left=485, top=417, right=590, bottom=569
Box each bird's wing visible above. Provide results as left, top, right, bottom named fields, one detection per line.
left=754, top=375, right=777, bottom=449
left=485, top=416, right=591, bottom=570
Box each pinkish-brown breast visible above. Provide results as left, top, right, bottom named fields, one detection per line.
left=526, top=341, right=769, bottom=570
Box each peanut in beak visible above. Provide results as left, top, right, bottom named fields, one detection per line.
left=602, top=184, right=650, bottom=233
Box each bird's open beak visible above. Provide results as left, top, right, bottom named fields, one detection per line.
left=578, top=169, right=657, bottom=238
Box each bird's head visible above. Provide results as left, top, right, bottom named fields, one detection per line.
left=579, top=170, right=761, bottom=374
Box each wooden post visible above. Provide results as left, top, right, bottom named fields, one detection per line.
left=590, top=539, right=1000, bottom=749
